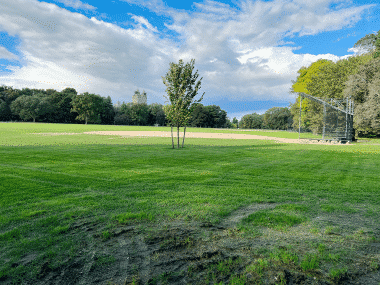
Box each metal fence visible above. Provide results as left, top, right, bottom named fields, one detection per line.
left=299, top=93, right=354, bottom=143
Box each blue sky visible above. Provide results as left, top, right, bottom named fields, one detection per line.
left=0, top=0, right=379, bottom=120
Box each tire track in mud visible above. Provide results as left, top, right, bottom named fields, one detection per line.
left=12, top=202, right=380, bottom=284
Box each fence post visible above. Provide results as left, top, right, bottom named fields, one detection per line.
left=323, top=103, right=326, bottom=140
left=345, top=97, right=348, bottom=140
left=299, top=95, right=302, bottom=140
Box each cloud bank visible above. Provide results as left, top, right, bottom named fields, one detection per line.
left=0, top=0, right=375, bottom=108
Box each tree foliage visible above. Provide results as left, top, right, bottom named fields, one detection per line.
left=99, top=96, right=115, bottom=125
left=162, top=59, right=204, bottom=148
left=0, top=84, right=232, bottom=131
left=148, top=103, right=166, bottom=126
left=353, top=30, right=380, bottom=58
left=263, top=107, right=293, bottom=130
left=232, top=117, right=239, bottom=128
left=307, top=54, right=373, bottom=100
left=239, top=113, right=264, bottom=129
left=343, top=57, right=380, bottom=136
left=71, top=92, right=104, bottom=124
left=187, top=104, right=228, bottom=128
left=10, top=94, right=52, bottom=122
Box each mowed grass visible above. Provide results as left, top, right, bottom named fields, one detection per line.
left=0, top=122, right=321, bottom=145
left=0, top=122, right=380, bottom=283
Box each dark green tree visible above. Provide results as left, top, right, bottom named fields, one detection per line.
left=232, top=117, right=239, bottom=128
left=0, top=85, right=22, bottom=121
left=10, top=94, right=52, bottom=122
left=114, top=102, right=133, bottom=125
left=240, top=113, right=263, bottom=129
left=203, top=105, right=227, bottom=128
left=130, top=103, right=150, bottom=126
left=188, top=103, right=206, bottom=127
left=263, top=107, right=292, bottom=130
left=114, top=102, right=132, bottom=125
left=149, top=103, right=166, bottom=126
left=99, top=96, right=115, bottom=125
left=0, top=99, right=12, bottom=121
left=71, top=92, right=103, bottom=124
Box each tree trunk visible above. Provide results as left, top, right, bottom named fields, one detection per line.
left=85, top=115, right=88, bottom=125
left=182, top=126, right=186, bottom=148
left=171, top=126, right=174, bottom=149
left=177, top=126, right=180, bottom=149
left=33, top=118, right=35, bottom=123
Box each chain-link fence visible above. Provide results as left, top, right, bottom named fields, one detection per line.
left=299, top=93, right=354, bottom=143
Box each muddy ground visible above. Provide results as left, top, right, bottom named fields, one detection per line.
left=4, top=201, right=380, bottom=285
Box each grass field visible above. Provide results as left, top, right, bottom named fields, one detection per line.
left=1, top=122, right=379, bottom=285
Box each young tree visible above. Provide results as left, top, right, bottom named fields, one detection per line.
left=162, top=59, right=204, bottom=148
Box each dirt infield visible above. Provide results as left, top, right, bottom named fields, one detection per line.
left=80, top=131, right=347, bottom=145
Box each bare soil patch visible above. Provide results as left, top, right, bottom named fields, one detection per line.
left=7, top=201, right=379, bottom=285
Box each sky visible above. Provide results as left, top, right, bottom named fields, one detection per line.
left=0, top=0, right=379, bottom=120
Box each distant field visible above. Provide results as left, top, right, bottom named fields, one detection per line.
left=0, top=122, right=322, bottom=141
left=1, top=122, right=379, bottom=285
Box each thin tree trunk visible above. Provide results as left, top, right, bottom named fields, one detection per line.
left=85, top=115, right=88, bottom=125
left=177, top=126, right=180, bottom=149
left=171, top=126, right=174, bottom=149
left=33, top=118, right=35, bottom=123
left=182, top=126, right=186, bottom=148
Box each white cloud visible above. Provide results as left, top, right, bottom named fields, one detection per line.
left=53, top=0, right=96, bottom=11
left=0, top=0, right=376, bottom=109
left=0, top=46, right=18, bottom=60
left=127, top=14, right=159, bottom=33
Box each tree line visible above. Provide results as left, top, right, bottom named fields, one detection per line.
left=0, top=85, right=296, bottom=131
left=0, top=85, right=234, bottom=128
left=239, top=107, right=293, bottom=130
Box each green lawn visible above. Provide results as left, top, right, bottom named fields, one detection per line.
left=1, top=122, right=379, bottom=285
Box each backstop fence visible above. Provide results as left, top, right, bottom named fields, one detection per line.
left=298, top=92, right=354, bottom=143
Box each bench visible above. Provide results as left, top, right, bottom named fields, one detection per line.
left=308, top=138, right=350, bottom=144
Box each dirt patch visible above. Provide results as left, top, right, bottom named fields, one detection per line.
left=82, top=131, right=348, bottom=145
left=4, top=201, right=379, bottom=285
